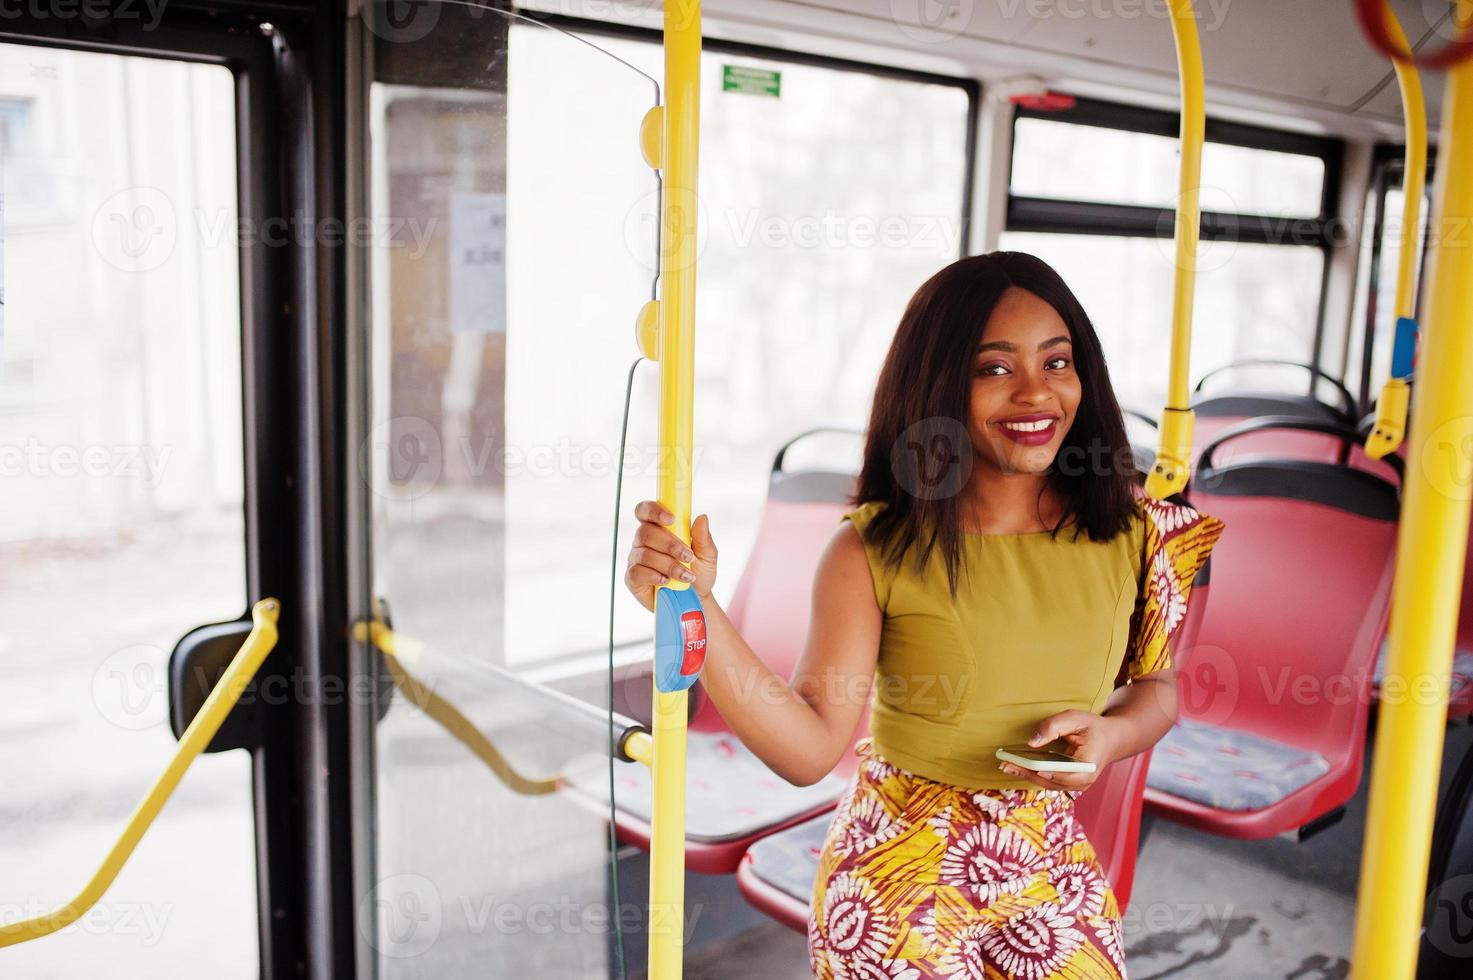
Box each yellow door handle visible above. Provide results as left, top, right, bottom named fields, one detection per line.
left=354, top=619, right=562, bottom=796
left=0, top=598, right=281, bottom=949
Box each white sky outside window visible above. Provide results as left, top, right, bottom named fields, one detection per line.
left=1010, top=117, right=1326, bottom=219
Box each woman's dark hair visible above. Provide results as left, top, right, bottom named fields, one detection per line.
left=852, top=251, right=1139, bottom=599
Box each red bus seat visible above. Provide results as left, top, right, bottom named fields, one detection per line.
left=1146, top=419, right=1400, bottom=839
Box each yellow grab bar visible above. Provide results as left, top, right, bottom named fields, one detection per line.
left=1351, top=0, right=1473, bottom=973
left=645, top=2, right=702, bottom=977
left=1146, top=0, right=1206, bottom=500
left=355, top=620, right=561, bottom=796
left=1364, top=1, right=1428, bottom=461
left=0, top=598, right=281, bottom=949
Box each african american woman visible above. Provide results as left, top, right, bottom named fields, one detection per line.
left=624, top=251, right=1225, bottom=979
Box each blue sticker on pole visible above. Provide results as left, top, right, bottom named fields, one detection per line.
left=654, top=586, right=706, bottom=693
left=1391, top=316, right=1418, bottom=380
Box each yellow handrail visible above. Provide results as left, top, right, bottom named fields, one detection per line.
left=355, top=620, right=561, bottom=797
left=645, top=2, right=701, bottom=976
left=0, top=598, right=281, bottom=949
left=1350, top=1, right=1473, bottom=975
left=1364, top=2, right=1427, bottom=461
left=1146, top=0, right=1205, bottom=501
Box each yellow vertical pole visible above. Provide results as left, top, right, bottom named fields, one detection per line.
left=1364, top=3, right=1426, bottom=461
left=1351, top=3, right=1473, bottom=975
left=1387, top=47, right=1428, bottom=327
left=1146, top=0, right=1205, bottom=501
left=648, top=2, right=700, bottom=977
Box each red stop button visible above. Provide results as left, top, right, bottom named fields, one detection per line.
left=679, top=610, right=707, bottom=675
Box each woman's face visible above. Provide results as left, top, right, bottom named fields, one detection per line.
left=968, top=286, right=1082, bottom=476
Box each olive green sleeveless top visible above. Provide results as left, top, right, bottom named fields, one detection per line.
left=844, top=500, right=1148, bottom=791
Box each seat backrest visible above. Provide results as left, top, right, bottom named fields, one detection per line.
left=1190, top=394, right=1349, bottom=472
left=1189, top=398, right=1403, bottom=490
left=1075, top=572, right=1212, bottom=910
left=1183, top=462, right=1398, bottom=760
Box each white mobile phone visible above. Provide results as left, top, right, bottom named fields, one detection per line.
left=995, top=744, right=1098, bottom=774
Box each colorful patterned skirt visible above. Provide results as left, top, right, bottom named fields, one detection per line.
left=808, top=738, right=1128, bottom=979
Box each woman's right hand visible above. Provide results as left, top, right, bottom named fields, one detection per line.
left=624, top=500, right=719, bottom=612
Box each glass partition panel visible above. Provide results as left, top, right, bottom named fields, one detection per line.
left=361, top=4, right=659, bottom=975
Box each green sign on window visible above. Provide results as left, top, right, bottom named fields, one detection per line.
left=722, top=64, right=781, bottom=98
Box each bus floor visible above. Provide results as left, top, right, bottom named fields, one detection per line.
left=670, top=719, right=1473, bottom=980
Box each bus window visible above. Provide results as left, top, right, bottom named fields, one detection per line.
left=0, top=44, right=256, bottom=977
left=1003, top=98, right=1338, bottom=411
left=997, top=231, right=1323, bottom=412
left=1011, top=116, right=1326, bottom=218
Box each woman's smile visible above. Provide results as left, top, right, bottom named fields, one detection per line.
left=995, top=411, right=1062, bottom=446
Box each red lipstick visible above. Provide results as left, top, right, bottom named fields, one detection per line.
left=995, top=413, right=1060, bottom=446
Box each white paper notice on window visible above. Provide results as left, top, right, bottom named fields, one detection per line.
left=449, top=191, right=506, bottom=334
